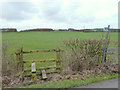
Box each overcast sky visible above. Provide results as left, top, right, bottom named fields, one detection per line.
left=0, top=0, right=119, bottom=31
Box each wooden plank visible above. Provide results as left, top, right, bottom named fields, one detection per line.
left=24, top=65, right=60, bottom=72
left=37, top=66, right=60, bottom=70
left=41, top=70, right=47, bottom=79
left=23, top=49, right=56, bottom=54
left=108, top=47, right=120, bottom=49
left=31, top=63, right=37, bottom=81
left=24, top=70, right=60, bottom=77
left=46, top=70, right=60, bottom=74
left=107, top=56, right=119, bottom=58
left=23, top=59, right=57, bottom=63
left=31, top=63, right=36, bottom=72
left=106, top=52, right=116, bottom=54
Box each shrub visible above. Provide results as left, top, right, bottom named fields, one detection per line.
left=2, top=42, right=17, bottom=87
left=62, top=38, right=110, bottom=74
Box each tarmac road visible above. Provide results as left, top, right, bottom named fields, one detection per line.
left=76, top=78, right=119, bottom=88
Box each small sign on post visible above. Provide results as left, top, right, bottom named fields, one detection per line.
left=104, top=27, right=109, bottom=31
left=102, top=25, right=110, bottom=63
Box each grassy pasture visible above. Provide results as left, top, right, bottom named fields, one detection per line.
left=2, top=31, right=118, bottom=51
left=2, top=31, right=118, bottom=69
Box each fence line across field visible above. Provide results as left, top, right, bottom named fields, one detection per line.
left=107, top=47, right=120, bottom=50
left=15, top=47, right=118, bottom=81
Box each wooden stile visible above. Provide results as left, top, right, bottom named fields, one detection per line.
left=15, top=48, right=63, bottom=81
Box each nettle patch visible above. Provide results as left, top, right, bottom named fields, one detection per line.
left=62, top=38, right=110, bottom=73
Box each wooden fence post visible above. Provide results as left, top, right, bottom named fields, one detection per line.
left=16, top=48, right=24, bottom=75
left=56, top=48, right=61, bottom=72
left=60, top=50, right=64, bottom=71
left=20, top=48, right=24, bottom=72
left=16, top=49, right=21, bottom=72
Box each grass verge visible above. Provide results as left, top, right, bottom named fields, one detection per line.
left=20, top=73, right=120, bottom=88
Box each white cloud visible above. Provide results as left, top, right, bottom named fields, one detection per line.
left=0, top=0, right=119, bottom=30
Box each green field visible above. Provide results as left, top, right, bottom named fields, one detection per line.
left=2, top=31, right=119, bottom=88
left=2, top=31, right=118, bottom=51
left=2, top=31, right=118, bottom=68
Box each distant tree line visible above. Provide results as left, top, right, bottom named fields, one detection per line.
left=20, top=28, right=54, bottom=32
left=0, top=28, right=120, bottom=32
left=0, top=28, right=17, bottom=32
left=59, top=28, right=120, bottom=32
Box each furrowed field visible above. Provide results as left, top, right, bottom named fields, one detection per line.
left=2, top=31, right=118, bottom=69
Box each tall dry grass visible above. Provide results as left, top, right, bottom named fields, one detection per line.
left=2, top=42, right=17, bottom=87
